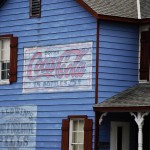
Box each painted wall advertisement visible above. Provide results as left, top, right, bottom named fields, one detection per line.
left=23, top=42, right=93, bottom=93
left=0, top=106, right=37, bottom=150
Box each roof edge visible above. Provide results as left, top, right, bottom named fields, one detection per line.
left=97, top=14, right=139, bottom=23
left=76, top=0, right=139, bottom=23
left=94, top=106, right=150, bottom=112
left=76, top=0, right=150, bottom=24
left=75, top=0, right=99, bottom=18
left=140, top=18, right=150, bottom=24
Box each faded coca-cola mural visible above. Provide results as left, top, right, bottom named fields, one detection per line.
left=23, top=42, right=93, bottom=93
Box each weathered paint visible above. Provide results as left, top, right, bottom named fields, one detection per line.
left=0, top=0, right=141, bottom=150
left=0, top=105, right=37, bottom=150
left=0, top=0, right=96, bottom=149
left=23, top=42, right=93, bottom=93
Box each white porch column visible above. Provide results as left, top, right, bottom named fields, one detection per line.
left=130, top=112, right=149, bottom=150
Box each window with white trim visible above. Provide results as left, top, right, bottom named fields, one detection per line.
left=0, top=38, right=10, bottom=81
left=61, top=115, right=92, bottom=150
left=69, top=119, right=84, bottom=150
left=0, top=34, right=18, bottom=84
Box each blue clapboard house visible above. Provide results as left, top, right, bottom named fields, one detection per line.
left=0, top=0, right=150, bottom=150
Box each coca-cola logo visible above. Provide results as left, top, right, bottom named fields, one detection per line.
left=27, top=49, right=88, bottom=81
left=23, top=42, right=93, bottom=93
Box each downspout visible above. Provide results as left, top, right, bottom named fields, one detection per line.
left=95, top=19, right=100, bottom=104
left=137, top=0, right=141, bottom=19
left=94, top=19, right=100, bottom=150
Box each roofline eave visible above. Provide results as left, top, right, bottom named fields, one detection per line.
left=76, top=0, right=150, bottom=24
left=75, top=0, right=99, bottom=18
left=140, top=18, right=150, bottom=24
left=97, top=14, right=139, bottom=23
left=94, top=106, right=150, bottom=112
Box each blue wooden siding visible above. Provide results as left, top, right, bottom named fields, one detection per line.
left=0, top=0, right=140, bottom=150
left=98, top=21, right=139, bottom=150
left=0, top=0, right=96, bottom=149
left=99, top=21, right=139, bottom=102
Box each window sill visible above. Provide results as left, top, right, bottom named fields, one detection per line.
left=0, top=80, right=10, bottom=85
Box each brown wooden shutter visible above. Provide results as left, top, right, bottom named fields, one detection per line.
left=61, top=119, right=69, bottom=150
left=9, top=37, right=18, bottom=83
left=140, top=30, right=150, bottom=81
left=84, top=119, right=93, bottom=150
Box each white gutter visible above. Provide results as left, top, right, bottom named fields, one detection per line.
left=137, top=0, right=141, bottom=19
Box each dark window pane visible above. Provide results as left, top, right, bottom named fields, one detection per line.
left=1, top=62, right=10, bottom=79
left=7, top=62, right=10, bottom=69
left=117, top=127, right=122, bottom=150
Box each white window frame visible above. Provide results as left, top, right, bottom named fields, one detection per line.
left=0, top=38, right=10, bottom=85
left=69, top=118, right=85, bottom=150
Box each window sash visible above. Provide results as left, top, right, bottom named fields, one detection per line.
left=69, top=119, right=85, bottom=150
left=0, top=38, right=10, bottom=81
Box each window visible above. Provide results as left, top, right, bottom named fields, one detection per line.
left=139, top=28, right=150, bottom=81
left=0, top=38, right=10, bottom=81
left=30, top=0, right=41, bottom=18
left=61, top=116, right=92, bottom=150
left=69, top=119, right=84, bottom=150
left=0, top=34, right=18, bottom=84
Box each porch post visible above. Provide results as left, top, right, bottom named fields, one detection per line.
left=130, top=112, right=149, bottom=150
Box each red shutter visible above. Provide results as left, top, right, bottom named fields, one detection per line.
left=84, top=119, right=93, bottom=150
left=140, top=31, right=150, bottom=81
left=9, top=37, right=18, bottom=83
left=61, top=119, right=69, bottom=150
